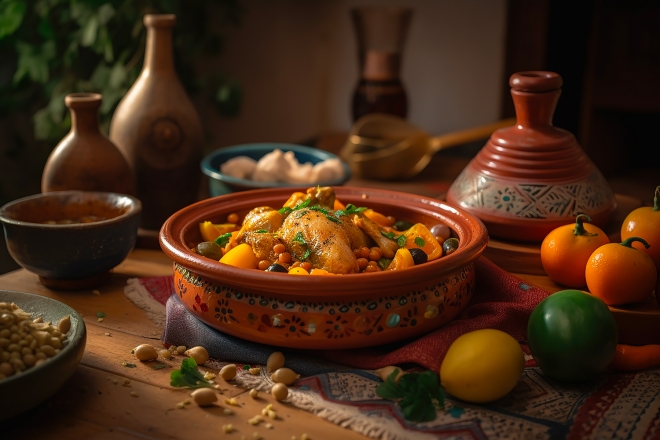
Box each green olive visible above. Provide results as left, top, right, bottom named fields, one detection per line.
left=442, top=238, right=460, bottom=256
left=393, top=220, right=415, bottom=231
left=196, top=241, right=223, bottom=260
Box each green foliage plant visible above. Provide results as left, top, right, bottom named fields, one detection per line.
left=0, top=0, right=243, bottom=143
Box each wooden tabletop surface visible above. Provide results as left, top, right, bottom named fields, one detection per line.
left=1, top=246, right=563, bottom=440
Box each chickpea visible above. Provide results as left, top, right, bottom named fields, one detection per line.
left=227, top=213, right=239, bottom=224
left=134, top=344, right=159, bottom=361
left=273, top=243, right=286, bottom=254
left=271, top=383, right=289, bottom=401
left=258, top=260, right=272, bottom=271
left=185, top=346, right=209, bottom=365
left=278, top=252, right=292, bottom=264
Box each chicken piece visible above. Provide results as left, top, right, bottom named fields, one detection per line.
left=337, top=213, right=370, bottom=250
left=241, top=231, right=283, bottom=262
left=305, top=186, right=336, bottom=210
left=279, top=209, right=360, bottom=274
left=236, top=207, right=284, bottom=241
left=354, top=214, right=399, bottom=258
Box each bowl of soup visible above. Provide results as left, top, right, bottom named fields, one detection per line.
left=0, top=191, right=141, bottom=290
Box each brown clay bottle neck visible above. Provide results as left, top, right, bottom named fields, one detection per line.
left=511, top=89, right=560, bottom=129
left=66, top=93, right=102, bottom=135
left=143, top=14, right=176, bottom=75
left=361, top=50, right=401, bottom=81
left=509, top=71, right=563, bottom=129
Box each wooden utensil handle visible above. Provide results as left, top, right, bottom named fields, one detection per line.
left=429, top=117, right=516, bottom=152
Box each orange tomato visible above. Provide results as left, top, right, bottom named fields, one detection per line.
left=621, top=186, right=660, bottom=269
left=540, top=214, right=610, bottom=287
left=585, top=237, right=658, bottom=306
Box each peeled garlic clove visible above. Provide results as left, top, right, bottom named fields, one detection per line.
left=220, top=364, right=237, bottom=380
left=191, top=387, right=218, bottom=407
left=270, top=367, right=299, bottom=385
left=134, top=344, right=159, bottom=362
left=185, top=346, right=209, bottom=365
left=266, top=351, right=285, bottom=373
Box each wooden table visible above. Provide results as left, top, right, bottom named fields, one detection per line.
left=1, top=249, right=372, bottom=440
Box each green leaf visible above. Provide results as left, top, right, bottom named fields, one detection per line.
left=375, top=368, right=405, bottom=399
left=377, top=258, right=392, bottom=271
left=96, top=311, right=106, bottom=318
left=108, top=62, right=127, bottom=89
left=376, top=370, right=444, bottom=423
left=292, top=232, right=306, bottom=245
left=37, top=17, right=54, bottom=39
left=170, top=357, right=212, bottom=389
left=97, top=3, right=115, bottom=25
left=81, top=16, right=99, bottom=47
left=278, top=207, right=292, bottom=216
left=214, top=232, right=233, bottom=247
left=301, top=248, right=311, bottom=260
left=381, top=231, right=396, bottom=240
left=0, top=0, right=27, bottom=39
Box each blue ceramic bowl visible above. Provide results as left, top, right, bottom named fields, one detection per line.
left=0, top=289, right=86, bottom=420
left=200, top=143, right=352, bottom=196
left=0, top=191, right=141, bottom=290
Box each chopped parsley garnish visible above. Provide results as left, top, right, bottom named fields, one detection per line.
left=414, top=237, right=425, bottom=247
left=292, top=232, right=307, bottom=245
left=96, top=311, right=106, bottom=318
left=278, top=206, right=292, bottom=215
left=255, top=229, right=268, bottom=234
left=170, top=357, right=212, bottom=389
left=214, top=232, right=233, bottom=247
left=376, top=369, right=445, bottom=422
left=381, top=231, right=408, bottom=247
left=301, top=249, right=312, bottom=260
left=334, top=204, right=367, bottom=218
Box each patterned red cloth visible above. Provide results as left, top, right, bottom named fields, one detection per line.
left=134, top=256, right=549, bottom=371
left=318, top=256, right=548, bottom=371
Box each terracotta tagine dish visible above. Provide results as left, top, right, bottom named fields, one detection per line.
left=447, top=71, right=617, bottom=242
left=159, top=186, right=488, bottom=350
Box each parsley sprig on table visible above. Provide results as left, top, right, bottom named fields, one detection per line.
left=376, top=369, right=445, bottom=422
left=170, top=357, right=212, bottom=389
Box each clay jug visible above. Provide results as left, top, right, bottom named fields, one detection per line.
left=41, top=93, right=136, bottom=195
left=447, top=71, right=617, bottom=242
left=109, top=14, right=203, bottom=231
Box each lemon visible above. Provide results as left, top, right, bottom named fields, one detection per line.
left=440, top=329, right=524, bottom=403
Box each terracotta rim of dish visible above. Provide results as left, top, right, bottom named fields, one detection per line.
left=159, top=186, right=489, bottom=298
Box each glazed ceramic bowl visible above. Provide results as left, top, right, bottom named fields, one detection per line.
left=0, top=191, right=141, bottom=290
left=159, top=186, right=488, bottom=349
left=200, top=143, right=352, bottom=196
left=0, top=289, right=86, bottom=421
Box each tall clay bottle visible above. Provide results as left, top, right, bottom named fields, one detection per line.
left=110, top=14, right=203, bottom=231
left=42, top=93, right=136, bottom=195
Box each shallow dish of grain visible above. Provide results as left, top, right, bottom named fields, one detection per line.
left=0, top=289, right=86, bottom=420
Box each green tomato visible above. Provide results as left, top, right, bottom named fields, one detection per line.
left=527, top=289, right=617, bottom=382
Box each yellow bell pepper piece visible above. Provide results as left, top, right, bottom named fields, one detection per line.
left=219, top=243, right=259, bottom=269
left=403, top=223, right=443, bottom=261
left=199, top=221, right=237, bottom=242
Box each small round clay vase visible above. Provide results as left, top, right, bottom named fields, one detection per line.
left=109, top=14, right=203, bottom=231
left=41, top=93, right=136, bottom=195
left=447, top=71, right=617, bottom=242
